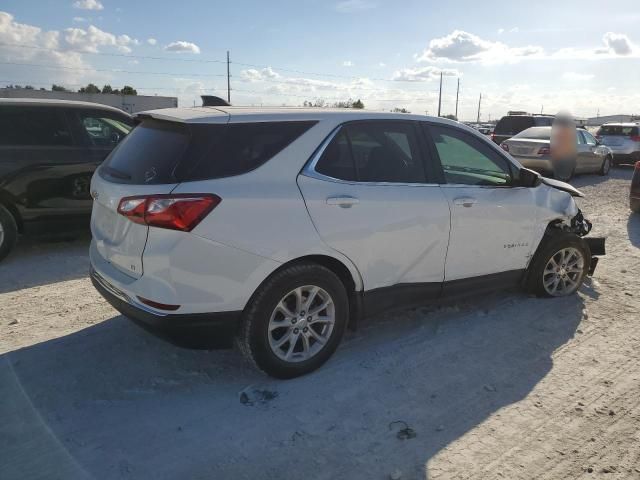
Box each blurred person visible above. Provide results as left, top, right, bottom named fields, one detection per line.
left=551, top=112, right=577, bottom=181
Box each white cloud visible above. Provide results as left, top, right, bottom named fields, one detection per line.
left=335, top=0, right=375, bottom=12
left=342, top=60, right=353, bottom=67
left=72, top=16, right=88, bottom=23
left=392, top=66, right=460, bottom=82
left=63, top=25, right=138, bottom=53
left=147, top=37, right=157, bottom=45
left=417, top=30, right=543, bottom=63
left=164, top=40, right=200, bottom=54
left=509, top=27, right=519, bottom=33
left=562, top=72, right=594, bottom=81
left=378, top=62, right=386, bottom=67
left=601, top=32, right=634, bottom=55
left=497, top=28, right=504, bottom=34
left=72, top=0, right=104, bottom=11
left=240, top=67, right=280, bottom=81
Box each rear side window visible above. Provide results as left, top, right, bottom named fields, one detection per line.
left=597, top=125, right=639, bottom=136
left=0, top=106, right=73, bottom=146
left=101, top=120, right=316, bottom=184
left=315, top=121, right=426, bottom=183
left=494, top=116, right=535, bottom=135
left=513, top=127, right=551, bottom=140
left=183, top=121, right=316, bottom=181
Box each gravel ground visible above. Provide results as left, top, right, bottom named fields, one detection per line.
left=1, top=167, right=639, bottom=480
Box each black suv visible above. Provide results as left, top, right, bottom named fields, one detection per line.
left=0, top=98, right=134, bottom=261
left=492, top=114, right=555, bottom=144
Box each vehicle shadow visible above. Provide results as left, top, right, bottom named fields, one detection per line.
left=0, top=289, right=586, bottom=479
left=570, top=165, right=633, bottom=188
left=627, top=212, right=640, bottom=248
left=0, top=232, right=91, bottom=294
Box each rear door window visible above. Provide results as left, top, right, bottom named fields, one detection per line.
left=314, top=121, right=426, bottom=183
left=534, top=117, right=554, bottom=127
left=0, top=106, right=73, bottom=146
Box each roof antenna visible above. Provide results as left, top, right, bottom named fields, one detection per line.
left=201, top=95, right=231, bottom=107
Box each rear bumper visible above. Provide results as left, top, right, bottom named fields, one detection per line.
left=513, top=156, right=553, bottom=174
left=91, top=267, right=241, bottom=349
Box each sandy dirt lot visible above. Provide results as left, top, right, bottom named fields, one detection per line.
left=1, top=168, right=639, bottom=480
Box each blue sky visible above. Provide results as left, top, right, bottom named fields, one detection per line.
left=2, top=0, right=640, bottom=120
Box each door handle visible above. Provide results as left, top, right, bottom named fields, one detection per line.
left=453, top=197, right=477, bottom=207
left=326, top=195, right=359, bottom=208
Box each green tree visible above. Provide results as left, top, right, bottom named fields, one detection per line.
left=79, top=83, right=100, bottom=94
left=52, top=84, right=70, bottom=92
left=101, top=84, right=113, bottom=94
left=121, top=85, right=137, bottom=95
left=443, top=114, right=458, bottom=121
left=391, top=107, right=410, bottom=113
left=24, top=85, right=35, bottom=90
left=351, top=99, right=364, bottom=109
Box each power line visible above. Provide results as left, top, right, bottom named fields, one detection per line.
left=0, top=41, right=443, bottom=83
left=0, top=60, right=227, bottom=77
left=0, top=42, right=228, bottom=64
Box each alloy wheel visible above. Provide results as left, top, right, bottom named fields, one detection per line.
left=542, top=247, right=585, bottom=296
left=268, top=285, right=336, bottom=363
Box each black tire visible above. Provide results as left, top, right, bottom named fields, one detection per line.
left=237, top=263, right=349, bottom=379
left=525, top=230, right=591, bottom=298
left=599, top=155, right=612, bottom=176
left=554, top=163, right=575, bottom=182
left=0, top=204, right=18, bottom=263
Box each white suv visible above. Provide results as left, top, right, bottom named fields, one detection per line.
left=89, top=107, right=605, bottom=378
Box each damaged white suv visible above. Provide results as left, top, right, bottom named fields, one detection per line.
left=89, top=108, right=605, bottom=378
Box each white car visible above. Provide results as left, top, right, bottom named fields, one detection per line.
left=89, top=108, right=605, bottom=378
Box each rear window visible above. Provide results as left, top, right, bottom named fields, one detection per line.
left=513, top=127, right=551, bottom=140
left=533, top=117, right=554, bottom=127
left=597, top=125, right=639, bottom=136
left=100, top=120, right=316, bottom=184
left=494, top=116, right=535, bottom=135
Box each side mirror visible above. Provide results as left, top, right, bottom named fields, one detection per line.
left=518, top=167, right=541, bottom=188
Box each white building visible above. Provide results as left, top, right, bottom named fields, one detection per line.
left=0, top=88, right=177, bottom=113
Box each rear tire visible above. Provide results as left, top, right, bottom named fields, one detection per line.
left=0, top=204, right=18, bottom=263
left=526, top=230, right=590, bottom=298
left=237, top=263, right=349, bottom=379
left=599, top=155, right=611, bottom=176
left=554, top=161, right=575, bottom=182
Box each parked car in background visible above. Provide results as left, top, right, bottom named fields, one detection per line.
left=0, top=98, right=134, bottom=262
left=631, top=161, right=640, bottom=213
left=501, top=126, right=613, bottom=180
left=595, top=123, right=640, bottom=165
left=491, top=113, right=555, bottom=144
left=89, top=107, right=604, bottom=378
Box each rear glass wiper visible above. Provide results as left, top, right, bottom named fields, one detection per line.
left=101, top=165, right=132, bottom=180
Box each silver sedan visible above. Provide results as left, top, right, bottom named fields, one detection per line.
left=501, top=127, right=613, bottom=180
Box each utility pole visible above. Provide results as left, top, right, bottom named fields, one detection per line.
left=476, top=93, right=482, bottom=124
left=540, top=104, right=544, bottom=114
left=437, top=72, right=443, bottom=117
left=226, top=50, right=231, bottom=104
left=454, top=77, right=460, bottom=120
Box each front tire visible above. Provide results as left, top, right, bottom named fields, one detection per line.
left=0, top=204, right=18, bottom=263
left=237, top=263, right=348, bottom=379
left=526, top=231, right=590, bottom=298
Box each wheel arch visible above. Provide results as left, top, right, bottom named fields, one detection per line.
left=246, top=253, right=363, bottom=330
left=0, top=191, right=23, bottom=233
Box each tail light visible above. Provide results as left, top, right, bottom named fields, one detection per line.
left=538, top=146, right=551, bottom=155
left=117, top=194, right=221, bottom=231
left=630, top=135, right=640, bottom=142
left=500, top=143, right=509, bottom=152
